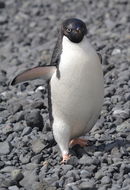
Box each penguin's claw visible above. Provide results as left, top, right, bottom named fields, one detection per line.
left=69, top=138, right=89, bottom=147
left=61, top=154, right=71, bottom=164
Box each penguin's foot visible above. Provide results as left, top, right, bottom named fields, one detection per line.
left=69, top=138, right=89, bottom=147
left=61, top=154, right=71, bottom=164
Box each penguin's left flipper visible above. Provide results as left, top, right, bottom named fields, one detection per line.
left=10, top=66, right=56, bottom=86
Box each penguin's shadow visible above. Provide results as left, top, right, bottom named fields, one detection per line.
left=71, top=139, right=130, bottom=158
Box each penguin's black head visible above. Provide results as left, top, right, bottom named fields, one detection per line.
left=62, top=18, right=87, bottom=43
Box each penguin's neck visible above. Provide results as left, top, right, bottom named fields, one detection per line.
left=62, top=36, right=91, bottom=55
left=60, top=36, right=94, bottom=70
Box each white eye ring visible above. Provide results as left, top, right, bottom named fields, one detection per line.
left=66, top=28, right=71, bottom=32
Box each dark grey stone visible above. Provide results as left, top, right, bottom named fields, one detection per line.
left=66, top=156, right=78, bottom=166
left=0, top=1, right=5, bottom=9
left=25, top=109, right=44, bottom=130
left=8, top=103, right=23, bottom=114
left=0, top=160, right=5, bottom=169
left=80, top=170, right=92, bottom=178
left=79, top=179, right=96, bottom=190
left=66, top=170, right=80, bottom=181
left=79, top=155, right=93, bottom=165
left=62, top=164, right=73, bottom=174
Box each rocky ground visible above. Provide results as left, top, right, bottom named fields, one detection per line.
left=0, top=0, right=130, bottom=189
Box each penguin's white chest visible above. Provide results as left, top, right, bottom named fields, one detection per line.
left=50, top=36, right=104, bottom=138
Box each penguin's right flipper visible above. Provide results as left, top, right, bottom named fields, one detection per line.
left=97, top=52, right=102, bottom=64
left=10, top=66, right=56, bottom=86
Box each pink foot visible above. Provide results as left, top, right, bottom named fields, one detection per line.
left=61, top=154, right=71, bottom=164
left=69, top=138, right=89, bottom=147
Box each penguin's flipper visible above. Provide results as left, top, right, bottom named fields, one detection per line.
left=97, top=52, right=102, bottom=64
left=10, top=66, right=56, bottom=86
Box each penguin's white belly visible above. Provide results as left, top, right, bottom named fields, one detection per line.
left=50, top=36, right=104, bottom=139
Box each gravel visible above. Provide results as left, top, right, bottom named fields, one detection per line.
left=0, top=0, right=130, bottom=189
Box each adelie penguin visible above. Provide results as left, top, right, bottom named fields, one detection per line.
left=10, top=18, right=104, bottom=163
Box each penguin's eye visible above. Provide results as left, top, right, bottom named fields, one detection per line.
left=66, top=28, right=71, bottom=33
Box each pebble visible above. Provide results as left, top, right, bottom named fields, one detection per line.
left=112, top=48, right=121, bottom=55
left=19, top=153, right=31, bottom=164
left=2, top=125, right=13, bottom=135
left=66, top=156, right=78, bottom=166
left=19, top=170, right=39, bottom=189
left=21, top=126, right=32, bottom=136
left=0, top=1, right=5, bottom=9
left=8, top=186, right=19, bottom=190
left=80, top=170, right=92, bottom=178
left=31, top=153, right=43, bottom=164
left=95, top=170, right=104, bottom=180
left=25, top=109, right=44, bottom=130
left=101, top=176, right=111, bottom=184
left=31, top=139, right=46, bottom=154
left=113, top=109, right=129, bottom=119
left=11, top=169, right=24, bottom=182
left=31, top=181, right=49, bottom=190
left=62, top=165, right=73, bottom=173
left=116, top=121, right=130, bottom=132
left=0, top=141, right=12, bottom=155
left=0, top=15, right=8, bottom=24
left=0, top=160, right=5, bottom=169
left=8, top=103, right=23, bottom=114
left=79, top=155, right=93, bottom=165
left=79, top=179, right=95, bottom=189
